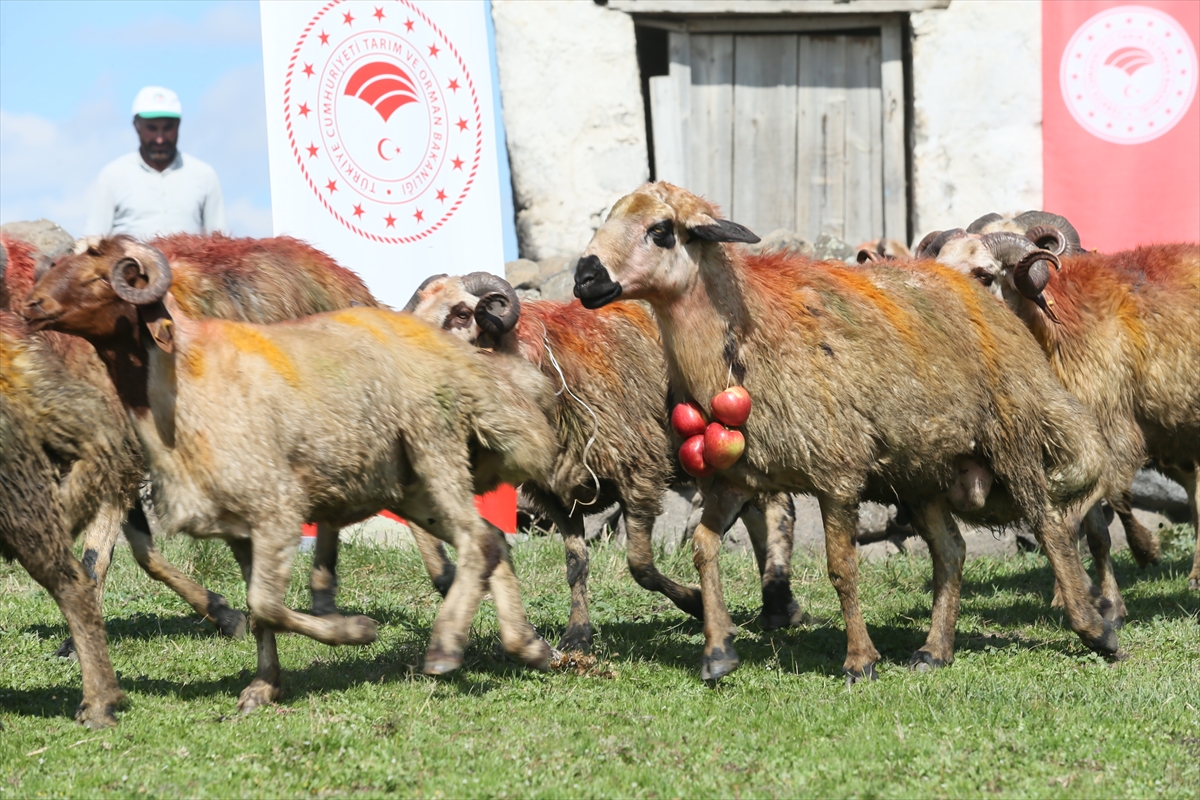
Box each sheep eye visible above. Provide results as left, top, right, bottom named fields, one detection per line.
left=648, top=220, right=675, bottom=249
left=971, top=269, right=995, bottom=287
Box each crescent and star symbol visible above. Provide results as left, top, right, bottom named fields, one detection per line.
left=376, top=139, right=401, bottom=161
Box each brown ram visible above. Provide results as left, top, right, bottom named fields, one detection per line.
left=405, top=272, right=804, bottom=650
left=1, top=252, right=131, bottom=725
left=931, top=216, right=1200, bottom=590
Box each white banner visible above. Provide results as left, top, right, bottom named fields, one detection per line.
left=261, top=0, right=504, bottom=307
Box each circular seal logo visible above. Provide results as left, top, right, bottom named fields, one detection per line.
left=1061, top=5, right=1198, bottom=145
left=283, top=0, right=483, bottom=242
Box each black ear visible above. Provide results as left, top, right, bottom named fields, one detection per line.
left=689, top=219, right=760, bottom=244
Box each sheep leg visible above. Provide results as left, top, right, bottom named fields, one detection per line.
left=1177, top=465, right=1200, bottom=592
left=411, top=524, right=457, bottom=598
left=16, top=528, right=126, bottom=728
left=309, top=522, right=341, bottom=616
left=54, top=499, right=124, bottom=658
left=240, top=520, right=378, bottom=648
left=124, top=505, right=246, bottom=639
left=227, top=540, right=282, bottom=714
left=1113, top=489, right=1160, bottom=568
left=1082, top=503, right=1126, bottom=627
left=483, top=522, right=555, bottom=670
left=819, top=494, right=880, bottom=683
left=1034, top=511, right=1118, bottom=655
left=694, top=481, right=751, bottom=685
left=743, top=493, right=804, bottom=631
left=624, top=509, right=705, bottom=620
left=534, top=496, right=593, bottom=652
left=909, top=499, right=965, bottom=670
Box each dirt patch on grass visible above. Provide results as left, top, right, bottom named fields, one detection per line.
left=550, top=650, right=617, bottom=679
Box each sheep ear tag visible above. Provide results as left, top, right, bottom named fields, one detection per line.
left=139, top=302, right=174, bottom=354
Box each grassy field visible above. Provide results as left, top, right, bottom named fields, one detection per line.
left=2, top=526, right=1198, bottom=798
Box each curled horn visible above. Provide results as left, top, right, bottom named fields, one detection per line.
left=966, top=212, right=1004, bottom=234
left=857, top=249, right=883, bottom=264
left=401, top=273, right=448, bottom=312
left=1024, top=225, right=1068, bottom=256
left=980, top=232, right=1062, bottom=322
left=110, top=242, right=171, bottom=305
left=917, top=228, right=967, bottom=259
left=1013, top=210, right=1082, bottom=253
left=462, top=271, right=521, bottom=336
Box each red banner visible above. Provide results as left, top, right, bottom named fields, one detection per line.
left=1044, top=1, right=1200, bottom=251
left=301, top=484, right=519, bottom=540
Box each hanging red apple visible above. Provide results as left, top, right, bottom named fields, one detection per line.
left=711, top=386, right=752, bottom=427
left=703, top=422, right=745, bottom=470
left=678, top=434, right=714, bottom=478
left=671, top=400, right=708, bottom=439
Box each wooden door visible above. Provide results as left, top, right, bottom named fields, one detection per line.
left=651, top=26, right=906, bottom=245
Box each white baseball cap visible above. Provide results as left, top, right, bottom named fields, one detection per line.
left=132, top=86, right=182, bottom=119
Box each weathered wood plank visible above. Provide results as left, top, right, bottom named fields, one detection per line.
left=801, top=35, right=848, bottom=241
left=846, top=35, right=883, bottom=245
left=866, top=35, right=884, bottom=243
left=795, top=36, right=818, bottom=240
left=650, top=75, right=686, bottom=185
left=732, top=35, right=798, bottom=236
left=688, top=34, right=734, bottom=213
left=880, top=20, right=907, bottom=243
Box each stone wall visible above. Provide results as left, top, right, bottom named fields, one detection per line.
left=909, top=0, right=1043, bottom=241
left=491, top=0, right=649, bottom=261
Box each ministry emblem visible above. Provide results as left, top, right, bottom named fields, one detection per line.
left=283, top=0, right=483, bottom=241
left=1061, top=5, right=1197, bottom=145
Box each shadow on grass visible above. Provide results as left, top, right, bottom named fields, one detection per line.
left=5, top=606, right=559, bottom=722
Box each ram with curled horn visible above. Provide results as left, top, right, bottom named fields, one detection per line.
left=24, top=238, right=562, bottom=712
left=937, top=216, right=1200, bottom=593
left=407, top=271, right=805, bottom=653
left=19, top=232, right=408, bottom=657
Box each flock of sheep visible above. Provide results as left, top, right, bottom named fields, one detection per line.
left=1, top=181, right=1196, bottom=729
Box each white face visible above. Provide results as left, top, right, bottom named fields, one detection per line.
left=576, top=184, right=758, bottom=308
left=406, top=276, right=480, bottom=342
left=935, top=237, right=1008, bottom=301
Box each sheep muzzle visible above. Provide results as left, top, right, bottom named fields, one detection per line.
left=573, top=255, right=622, bottom=309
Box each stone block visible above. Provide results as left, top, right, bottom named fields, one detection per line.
left=652, top=486, right=697, bottom=552
left=505, top=258, right=540, bottom=289
left=0, top=219, right=75, bottom=258
left=539, top=269, right=576, bottom=301
left=1130, top=469, right=1189, bottom=522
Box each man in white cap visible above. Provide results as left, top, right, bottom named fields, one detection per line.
left=85, top=86, right=226, bottom=237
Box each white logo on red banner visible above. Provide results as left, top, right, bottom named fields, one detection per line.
left=283, top=0, right=483, bottom=242
left=1061, top=5, right=1197, bottom=145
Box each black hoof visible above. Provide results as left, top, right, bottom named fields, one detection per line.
left=759, top=601, right=809, bottom=631
left=908, top=650, right=947, bottom=673
left=843, top=662, right=878, bottom=686
left=54, top=637, right=76, bottom=659
left=1188, top=577, right=1200, bottom=592
left=700, top=638, right=740, bottom=684
left=1084, top=621, right=1119, bottom=657
left=557, top=625, right=593, bottom=654
left=214, top=607, right=248, bottom=639
left=310, top=591, right=339, bottom=618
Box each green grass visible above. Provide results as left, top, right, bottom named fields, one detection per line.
left=2, top=527, right=1198, bottom=798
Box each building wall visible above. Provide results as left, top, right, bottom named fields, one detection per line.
left=494, top=0, right=1045, bottom=256
left=909, top=1, right=1043, bottom=241
left=491, top=0, right=649, bottom=261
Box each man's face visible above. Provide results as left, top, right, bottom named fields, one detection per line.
left=134, top=116, right=180, bottom=171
